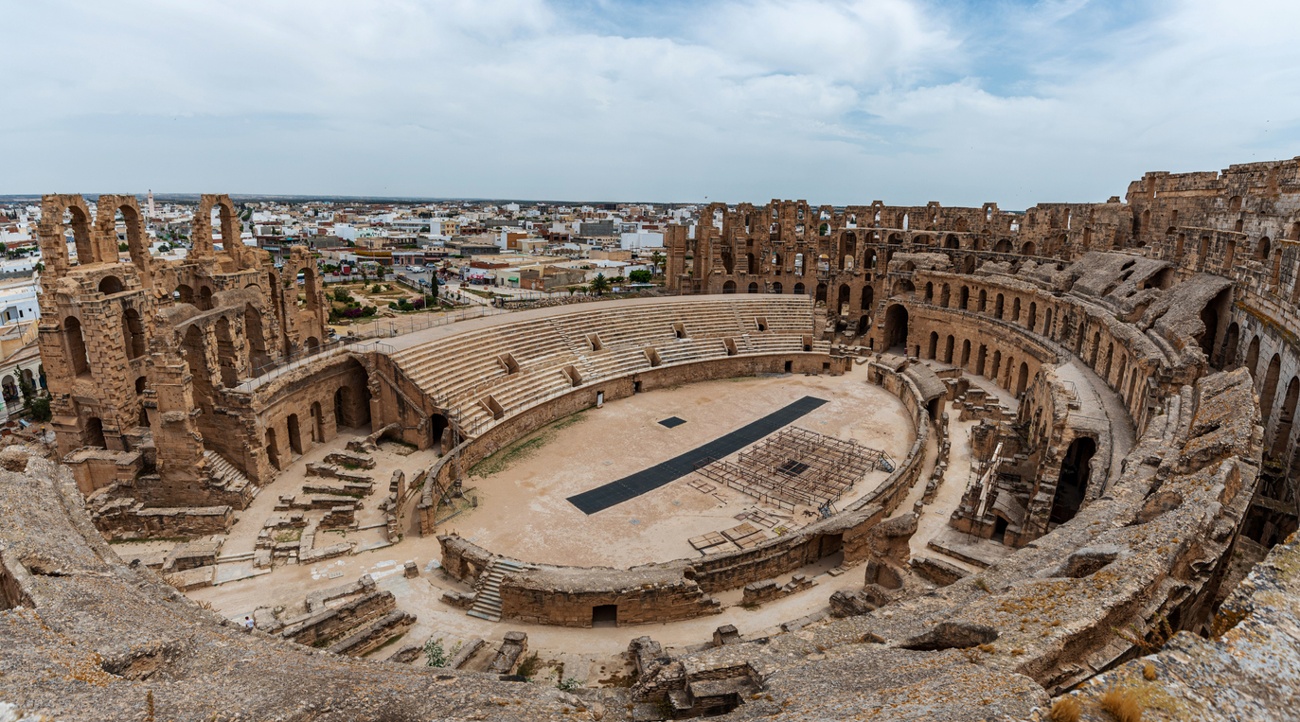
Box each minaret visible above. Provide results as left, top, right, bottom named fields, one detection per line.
left=147, top=189, right=155, bottom=218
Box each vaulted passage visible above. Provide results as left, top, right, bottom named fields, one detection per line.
left=1050, top=437, right=1097, bottom=525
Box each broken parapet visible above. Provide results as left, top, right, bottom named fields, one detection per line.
left=712, top=625, right=742, bottom=647
left=305, top=462, right=374, bottom=484
left=324, top=451, right=376, bottom=470
left=327, top=610, right=415, bottom=657
left=448, top=637, right=486, bottom=669
left=302, top=480, right=373, bottom=497
left=280, top=590, right=397, bottom=648
left=741, top=574, right=817, bottom=607
left=487, top=631, right=528, bottom=674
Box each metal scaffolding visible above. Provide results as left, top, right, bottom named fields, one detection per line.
left=693, top=427, right=884, bottom=510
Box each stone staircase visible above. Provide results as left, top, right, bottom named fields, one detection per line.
left=467, top=558, right=533, bottom=622
left=204, top=450, right=253, bottom=497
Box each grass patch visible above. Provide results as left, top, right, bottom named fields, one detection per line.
left=469, top=412, right=588, bottom=478
left=273, top=529, right=302, bottom=543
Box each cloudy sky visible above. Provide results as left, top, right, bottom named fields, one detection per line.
left=5, top=0, right=1300, bottom=207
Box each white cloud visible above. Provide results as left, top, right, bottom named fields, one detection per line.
left=3, top=0, right=1300, bottom=208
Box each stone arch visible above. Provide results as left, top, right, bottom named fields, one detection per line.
left=98, top=275, right=124, bottom=295
left=794, top=282, right=806, bottom=295
left=959, top=286, right=969, bottom=310
left=924, top=282, right=934, bottom=303
left=84, top=416, right=107, bottom=449
left=747, top=282, right=759, bottom=294
left=994, top=293, right=1005, bottom=319
left=1015, top=362, right=1029, bottom=397
left=1050, top=437, right=1097, bottom=524
left=123, top=307, right=145, bottom=360
left=943, top=335, right=955, bottom=363
left=1257, top=236, right=1272, bottom=262
left=1021, top=241, right=1036, bottom=256
left=287, top=413, right=304, bottom=455
left=265, top=427, right=280, bottom=470
left=978, top=289, right=988, bottom=313
left=860, top=284, right=874, bottom=311
left=1199, top=286, right=1232, bottom=367
left=214, top=317, right=240, bottom=387
left=815, top=283, right=827, bottom=304
left=1223, top=322, right=1240, bottom=369
left=722, top=280, right=736, bottom=294
left=939, top=284, right=950, bottom=307
left=174, top=284, right=196, bottom=305
left=1246, top=335, right=1261, bottom=375
left=927, top=331, right=938, bottom=359
left=1272, top=377, right=1299, bottom=458
left=960, top=339, right=972, bottom=368
left=771, top=281, right=783, bottom=294
left=310, top=401, right=325, bottom=443
left=182, top=325, right=215, bottom=411
left=64, top=316, right=91, bottom=377
left=198, top=285, right=214, bottom=311
left=883, top=304, right=908, bottom=350
left=1262, top=354, right=1282, bottom=420
left=244, top=303, right=271, bottom=373
left=837, top=284, right=851, bottom=312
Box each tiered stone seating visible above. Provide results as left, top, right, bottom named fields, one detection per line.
left=388, top=296, right=819, bottom=435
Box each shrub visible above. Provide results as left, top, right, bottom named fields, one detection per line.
left=629, top=269, right=652, bottom=283
left=1099, top=688, right=1143, bottom=722
left=1048, top=697, right=1081, bottom=722
left=423, top=638, right=447, bottom=667
left=29, top=397, right=52, bottom=422
left=332, top=288, right=352, bottom=303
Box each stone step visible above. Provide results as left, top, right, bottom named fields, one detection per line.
left=466, top=609, right=500, bottom=622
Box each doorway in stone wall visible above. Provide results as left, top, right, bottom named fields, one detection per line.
left=592, top=604, right=618, bottom=628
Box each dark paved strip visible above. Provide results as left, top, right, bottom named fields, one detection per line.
left=658, top=416, right=687, bottom=428
left=567, top=396, right=829, bottom=515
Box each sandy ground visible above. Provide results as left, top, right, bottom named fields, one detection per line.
left=444, top=365, right=914, bottom=567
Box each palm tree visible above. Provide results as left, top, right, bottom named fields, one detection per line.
left=590, top=273, right=610, bottom=296
left=651, top=251, right=665, bottom=275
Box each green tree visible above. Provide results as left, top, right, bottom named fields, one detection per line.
left=589, top=273, right=610, bottom=296
left=118, top=242, right=130, bottom=252
left=629, top=270, right=651, bottom=283
left=651, top=251, right=665, bottom=274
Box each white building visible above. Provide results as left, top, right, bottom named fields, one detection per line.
left=0, top=280, right=39, bottom=325
left=619, top=231, right=664, bottom=250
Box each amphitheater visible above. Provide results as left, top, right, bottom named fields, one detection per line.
left=3, top=159, right=1300, bottom=721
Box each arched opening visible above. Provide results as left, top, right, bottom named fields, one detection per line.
left=927, top=332, right=938, bottom=359
left=1246, top=336, right=1261, bottom=376
left=977, top=289, right=987, bottom=313
left=1050, top=437, right=1097, bottom=525
left=310, top=401, right=325, bottom=443
left=1011, top=297, right=1021, bottom=322
left=305, top=336, right=321, bottom=352
left=990, top=350, right=1002, bottom=381
left=771, top=281, right=783, bottom=294
left=198, top=285, right=214, bottom=311
left=175, top=284, right=196, bottom=305
left=794, top=282, right=806, bottom=295
left=1262, top=354, right=1282, bottom=420
left=923, top=282, right=934, bottom=303
left=84, top=416, right=106, bottom=449
left=303, top=267, right=321, bottom=312
left=837, top=284, right=851, bottom=312
left=244, top=304, right=270, bottom=373
left=722, top=247, right=735, bottom=275
left=959, top=286, right=969, bottom=310
left=1272, top=378, right=1299, bottom=458
left=287, top=413, right=304, bottom=455
left=860, top=285, right=874, bottom=311
left=722, top=280, right=736, bottom=294
left=1199, top=286, right=1231, bottom=367
left=0, top=376, right=15, bottom=405
left=182, top=325, right=215, bottom=411
left=333, top=363, right=372, bottom=429
left=883, top=304, right=908, bottom=352
left=98, top=276, right=124, bottom=295
left=1021, top=241, right=1036, bottom=255
left=214, top=317, right=240, bottom=387
left=993, top=239, right=1012, bottom=253
left=839, top=232, right=856, bottom=270
left=123, top=307, right=145, bottom=360
left=265, top=428, right=280, bottom=470
left=1223, top=322, right=1240, bottom=369
left=1015, top=362, right=1029, bottom=397
left=1027, top=302, right=1037, bottom=331
left=745, top=253, right=756, bottom=274
left=960, top=339, right=971, bottom=369
left=1257, top=237, right=1271, bottom=262
left=976, top=345, right=987, bottom=375
left=945, top=234, right=960, bottom=249
left=65, top=317, right=91, bottom=377
left=747, top=282, right=759, bottom=294
left=863, top=248, right=876, bottom=271
left=815, top=283, right=827, bottom=304
left=994, top=293, right=1005, bottom=319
